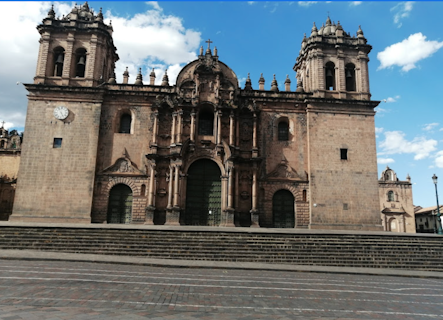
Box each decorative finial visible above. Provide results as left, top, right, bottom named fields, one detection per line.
left=285, top=75, right=291, bottom=83
left=134, top=68, right=143, bottom=85
left=244, top=73, right=252, bottom=90
left=357, top=25, right=364, bottom=38
left=161, top=69, right=169, bottom=86
left=271, top=74, right=279, bottom=92
left=47, top=4, right=55, bottom=18
left=200, top=46, right=203, bottom=56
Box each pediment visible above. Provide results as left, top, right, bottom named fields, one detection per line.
left=101, top=157, right=145, bottom=175
left=266, top=161, right=302, bottom=180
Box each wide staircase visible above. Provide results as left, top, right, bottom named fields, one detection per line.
left=0, top=225, right=442, bottom=271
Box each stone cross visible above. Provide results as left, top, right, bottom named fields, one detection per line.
left=206, top=39, right=213, bottom=50
left=1, top=121, right=4, bottom=128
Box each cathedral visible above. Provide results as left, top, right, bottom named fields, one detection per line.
left=11, top=3, right=383, bottom=230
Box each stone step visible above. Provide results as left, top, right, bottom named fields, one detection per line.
left=2, top=226, right=443, bottom=270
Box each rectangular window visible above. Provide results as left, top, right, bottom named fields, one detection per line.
left=343, top=203, right=348, bottom=210
left=53, top=138, right=62, bottom=148
left=340, top=148, right=348, bottom=160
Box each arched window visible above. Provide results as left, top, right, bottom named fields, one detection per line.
left=75, top=48, right=87, bottom=78
left=198, top=109, right=214, bottom=135
left=387, top=190, right=394, bottom=202
left=53, top=47, right=65, bottom=77
left=345, top=63, right=356, bottom=91
left=119, top=114, right=132, bottom=134
left=278, top=121, right=289, bottom=141
left=325, top=62, right=335, bottom=91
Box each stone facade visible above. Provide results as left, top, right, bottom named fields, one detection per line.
left=11, top=5, right=383, bottom=231
left=379, top=166, right=416, bottom=233
left=0, top=123, right=21, bottom=220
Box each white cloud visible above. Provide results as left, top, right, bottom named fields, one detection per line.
left=391, top=2, right=414, bottom=28
left=350, top=2, right=362, bottom=6
left=423, top=123, right=439, bottom=131
left=0, top=121, right=15, bottom=130
left=378, top=158, right=395, bottom=164
left=106, top=4, right=201, bottom=84
left=248, top=1, right=255, bottom=5
left=375, top=127, right=384, bottom=134
left=298, top=1, right=317, bottom=7
left=146, top=2, right=162, bottom=11
left=0, top=2, right=72, bottom=129
left=435, top=151, right=443, bottom=168
left=376, top=107, right=388, bottom=115
left=0, top=2, right=201, bottom=128
left=377, top=33, right=443, bottom=72
left=378, top=131, right=438, bottom=160
left=385, top=95, right=400, bottom=103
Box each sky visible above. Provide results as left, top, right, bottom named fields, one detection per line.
left=0, top=1, right=442, bottom=208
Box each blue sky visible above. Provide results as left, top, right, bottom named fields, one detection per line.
left=0, top=1, right=442, bottom=208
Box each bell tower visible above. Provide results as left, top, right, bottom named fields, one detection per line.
left=294, top=17, right=371, bottom=100
left=34, top=3, right=118, bottom=87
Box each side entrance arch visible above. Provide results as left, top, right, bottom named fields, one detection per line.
left=107, top=184, right=133, bottom=224
left=185, top=159, right=222, bottom=226
left=272, top=189, right=295, bottom=228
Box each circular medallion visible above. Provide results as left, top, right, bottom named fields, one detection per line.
left=53, top=106, right=69, bottom=120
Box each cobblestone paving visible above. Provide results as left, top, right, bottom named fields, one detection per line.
left=0, top=260, right=442, bottom=319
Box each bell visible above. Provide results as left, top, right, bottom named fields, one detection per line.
left=77, top=56, right=85, bottom=65
left=346, top=69, right=352, bottom=78
left=326, top=69, right=333, bottom=77
left=55, top=54, right=64, bottom=64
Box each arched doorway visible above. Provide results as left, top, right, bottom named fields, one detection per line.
left=185, top=159, right=221, bottom=226
left=272, top=189, right=295, bottom=228
left=107, top=184, right=133, bottom=224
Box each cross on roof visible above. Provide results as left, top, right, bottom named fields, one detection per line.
left=206, top=39, right=213, bottom=50
left=1, top=121, right=4, bottom=128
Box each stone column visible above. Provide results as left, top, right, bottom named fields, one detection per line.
left=166, top=161, right=181, bottom=226
left=316, top=53, right=324, bottom=93
left=177, top=110, right=183, bottom=144
left=86, top=34, right=98, bottom=81
left=171, top=112, right=177, bottom=145
left=190, top=110, right=196, bottom=142
left=173, top=163, right=180, bottom=208
left=152, top=110, right=158, bottom=146
left=62, top=32, right=75, bottom=85
left=36, top=32, right=50, bottom=80
left=216, top=111, right=222, bottom=144
left=145, top=160, right=156, bottom=225
left=221, top=172, right=235, bottom=227
left=252, top=113, right=258, bottom=158
left=227, top=166, right=234, bottom=210
left=250, top=167, right=259, bottom=228
left=236, top=116, right=240, bottom=146
left=167, top=165, right=173, bottom=209
left=229, top=111, right=235, bottom=146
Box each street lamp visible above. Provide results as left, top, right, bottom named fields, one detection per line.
left=432, top=174, right=442, bottom=235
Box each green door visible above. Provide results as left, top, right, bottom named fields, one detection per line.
left=272, top=190, right=295, bottom=228
left=185, top=159, right=222, bottom=226
left=107, top=184, right=133, bottom=224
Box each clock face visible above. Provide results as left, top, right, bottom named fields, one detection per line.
left=53, top=106, right=69, bottom=120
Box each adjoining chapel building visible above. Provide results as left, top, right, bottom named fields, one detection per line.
left=11, top=3, right=384, bottom=230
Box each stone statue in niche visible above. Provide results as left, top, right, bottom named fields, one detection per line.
left=119, top=160, right=129, bottom=172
